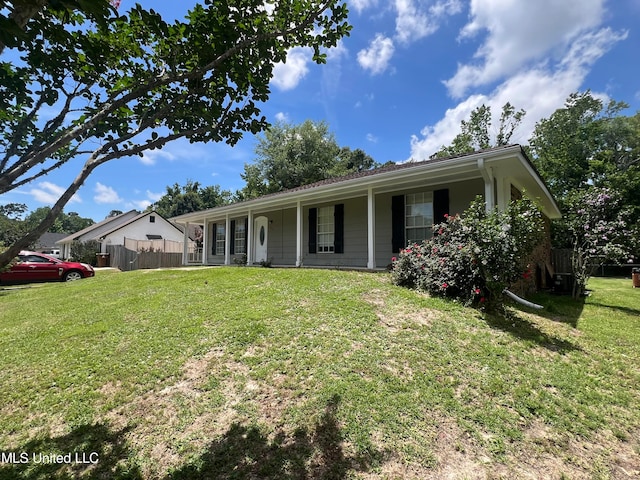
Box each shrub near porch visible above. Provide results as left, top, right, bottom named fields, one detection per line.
left=392, top=196, right=544, bottom=311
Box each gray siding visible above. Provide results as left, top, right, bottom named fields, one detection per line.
left=303, top=197, right=368, bottom=268
left=265, top=208, right=297, bottom=265
left=374, top=179, right=484, bottom=267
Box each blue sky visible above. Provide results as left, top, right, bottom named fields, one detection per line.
left=3, top=0, right=640, bottom=221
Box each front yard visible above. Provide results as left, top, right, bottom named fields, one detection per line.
left=0, top=268, right=638, bottom=479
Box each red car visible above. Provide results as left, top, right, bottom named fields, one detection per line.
left=0, top=251, right=95, bottom=284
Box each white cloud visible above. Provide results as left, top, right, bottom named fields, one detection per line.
left=395, top=0, right=462, bottom=44
left=140, top=148, right=177, bottom=166
left=94, top=182, right=123, bottom=204
left=349, top=0, right=378, bottom=13
left=410, top=25, right=626, bottom=161
left=146, top=190, right=163, bottom=202
left=357, top=34, right=395, bottom=75
left=445, top=0, right=610, bottom=98
left=271, top=47, right=312, bottom=91
left=366, top=133, right=379, bottom=143
left=358, top=1, right=461, bottom=75
left=130, top=199, right=152, bottom=210
left=275, top=112, right=290, bottom=123
left=28, top=182, right=81, bottom=204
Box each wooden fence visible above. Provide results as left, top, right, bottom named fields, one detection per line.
left=106, top=245, right=183, bottom=271
left=551, top=249, right=572, bottom=274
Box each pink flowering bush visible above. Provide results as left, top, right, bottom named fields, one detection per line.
left=391, top=196, right=543, bottom=311
left=565, top=187, right=631, bottom=299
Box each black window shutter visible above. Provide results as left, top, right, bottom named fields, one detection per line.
left=244, top=217, right=248, bottom=253
left=334, top=204, right=344, bottom=254
left=211, top=223, right=217, bottom=255
left=433, top=189, right=450, bottom=224
left=230, top=220, right=236, bottom=255
left=391, top=195, right=405, bottom=253
left=308, top=208, right=317, bottom=254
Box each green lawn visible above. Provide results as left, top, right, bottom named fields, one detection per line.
left=0, top=268, right=639, bottom=479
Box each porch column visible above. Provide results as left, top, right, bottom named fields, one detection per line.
left=478, top=158, right=495, bottom=212
left=247, top=210, right=253, bottom=265
left=182, top=221, right=189, bottom=265
left=296, top=200, right=303, bottom=267
left=367, top=187, right=376, bottom=270
left=496, top=175, right=509, bottom=211
left=201, top=219, right=208, bottom=265
left=224, top=214, right=231, bottom=265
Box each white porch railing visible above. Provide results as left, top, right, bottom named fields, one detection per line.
left=188, top=246, right=203, bottom=264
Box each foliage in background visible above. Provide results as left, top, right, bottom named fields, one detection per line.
left=392, top=196, right=543, bottom=311
left=23, top=207, right=94, bottom=233
left=563, top=187, right=632, bottom=299
left=239, top=120, right=380, bottom=199
left=150, top=180, right=233, bottom=218
left=0, top=0, right=351, bottom=268
left=0, top=202, right=28, bottom=247
left=431, top=102, right=526, bottom=159
left=69, top=240, right=100, bottom=265
left=529, top=91, right=640, bottom=250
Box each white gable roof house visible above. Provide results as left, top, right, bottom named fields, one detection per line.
left=57, top=210, right=186, bottom=260
left=171, top=145, right=561, bottom=279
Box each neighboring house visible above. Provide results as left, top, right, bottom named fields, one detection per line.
left=58, top=210, right=185, bottom=258
left=171, top=145, right=561, bottom=274
left=33, top=232, right=67, bottom=257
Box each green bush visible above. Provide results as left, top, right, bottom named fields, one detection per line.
left=69, top=240, right=100, bottom=266
left=391, top=196, right=543, bottom=311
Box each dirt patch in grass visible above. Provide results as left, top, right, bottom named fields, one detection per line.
left=362, top=289, right=439, bottom=332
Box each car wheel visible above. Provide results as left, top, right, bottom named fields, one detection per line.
left=64, top=270, right=83, bottom=282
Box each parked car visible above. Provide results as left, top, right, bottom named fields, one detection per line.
left=40, top=249, right=61, bottom=258
left=0, top=251, right=95, bottom=284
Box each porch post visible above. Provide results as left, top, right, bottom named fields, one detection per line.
left=496, top=175, right=509, bottom=211
left=478, top=158, right=495, bottom=212
left=296, top=200, right=303, bottom=267
left=201, top=219, right=208, bottom=265
left=247, top=210, right=253, bottom=265
left=225, top=214, right=231, bottom=265
left=182, top=221, right=189, bottom=265
left=367, top=187, right=376, bottom=270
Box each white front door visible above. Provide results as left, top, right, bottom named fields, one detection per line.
left=254, top=216, right=268, bottom=263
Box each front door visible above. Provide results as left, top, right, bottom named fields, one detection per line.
left=254, top=216, right=268, bottom=264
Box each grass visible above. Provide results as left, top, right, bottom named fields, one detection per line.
left=0, top=268, right=639, bottom=479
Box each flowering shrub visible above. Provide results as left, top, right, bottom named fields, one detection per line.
left=565, top=187, right=631, bottom=299
left=391, top=196, right=544, bottom=311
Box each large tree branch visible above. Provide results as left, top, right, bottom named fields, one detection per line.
left=0, top=0, right=339, bottom=193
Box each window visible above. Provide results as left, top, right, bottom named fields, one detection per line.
left=215, top=224, right=225, bottom=256
left=405, top=192, right=433, bottom=244
left=317, top=206, right=335, bottom=253
left=149, top=215, right=155, bottom=223
left=234, top=221, right=246, bottom=254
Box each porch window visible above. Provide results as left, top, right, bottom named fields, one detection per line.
left=215, top=224, right=225, bottom=256
left=317, top=206, right=335, bottom=253
left=234, top=221, right=246, bottom=254
left=405, top=192, right=433, bottom=244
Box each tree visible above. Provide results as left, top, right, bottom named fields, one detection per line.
left=239, top=120, right=379, bottom=199
left=432, top=102, right=525, bottom=158
left=564, top=188, right=631, bottom=299
left=0, top=0, right=351, bottom=268
left=151, top=180, right=233, bottom=218
left=529, top=92, right=605, bottom=198
left=0, top=0, right=117, bottom=55
left=0, top=203, right=28, bottom=247
left=529, top=91, right=640, bottom=254
left=23, top=207, right=94, bottom=233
